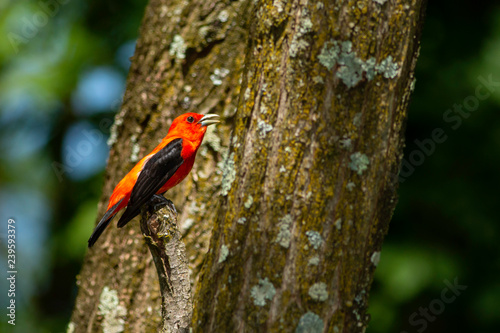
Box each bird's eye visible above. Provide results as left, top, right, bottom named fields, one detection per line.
left=187, top=116, right=195, bottom=123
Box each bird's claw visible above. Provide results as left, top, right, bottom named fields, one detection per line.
left=150, top=194, right=177, bottom=214
left=165, top=198, right=177, bottom=215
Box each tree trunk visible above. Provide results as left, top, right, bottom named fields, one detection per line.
left=69, top=0, right=426, bottom=332
left=192, top=0, right=426, bottom=331
left=69, top=0, right=250, bottom=331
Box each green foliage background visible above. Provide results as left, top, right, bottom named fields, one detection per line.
left=0, top=0, right=498, bottom=332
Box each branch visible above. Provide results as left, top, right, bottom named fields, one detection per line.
left=140, top=200, right=192, bottom=333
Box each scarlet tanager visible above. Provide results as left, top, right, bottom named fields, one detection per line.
left=88, top=113, right=219, bottom=247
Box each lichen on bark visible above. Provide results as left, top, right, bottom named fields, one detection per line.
left=192, top=0, right=427, bottom=332
left=70, top=0, right=427, bottom=332
left=70, top=0, right=251, bottom=331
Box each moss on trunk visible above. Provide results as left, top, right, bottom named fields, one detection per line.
left=70, top=0, right=426, bottom=332
left=192, top=0, right=426, bottom=332
left=69, top=0, right=251, bottom=331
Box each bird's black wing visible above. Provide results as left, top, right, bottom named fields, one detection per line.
left=116, top=138, right=184, bottom=228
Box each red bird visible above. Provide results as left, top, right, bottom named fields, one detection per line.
left=88, top=113, right=219, bottom=247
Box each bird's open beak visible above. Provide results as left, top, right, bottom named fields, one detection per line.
left=198, top=114, right=220, bottom=127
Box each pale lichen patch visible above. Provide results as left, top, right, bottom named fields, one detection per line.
left=371, top=251, right=381, bottom=266
left=203, top=126, right=222, bottom=152
left=210, top=68, right=230, bottom=86
left=237, top=217, right=247, bottom=224
left=295, top=312, right=324, bottom=333
left=129, top=135, right=140, bottom=162
left=354, top=289, right=366, bottom=304
left=334, top=218, right=342, bottom=230
left=377, top=56, right=400, bottom=79
left=257, top=119, right=273, bottom=138
left=220, top=152, right=236, bottom=196
left=244, top=195, right=254, bottom=209
left=336, top=41, right=376, bottom=87
left=353, top=112, right=362, bottom=127
left=276, top=214, right=293, bottom=248
left=250, top=278, right=276, bottom=306
left=169, top=34, right=186, bottom=60
left=339, top=138, right=352, bottom=150
left=244, top=87, right=251, bottom=100
left=308, top=282, right=328, bottom=302
left=218, top=244, right=229, bottom=263
left=181, top=218, right=194, bottom=233
left=318, top=40, right=339, bottom=71
left=349, top=152, right=370, bottom=175
left=290, top=8, right=313, bottom=57
left=410, top=78, right=417, bottom=92
left=318, top=39, right=400, bottom=87
left=290, top=39, right=310, bottom=58
left=66, top=322, right=75, bottom=333
left=305, top=230, right=323, bottom=250
left=107, top=117, right=123, bottom=147
left=308, top=256, right=320, bottom=266
left=312, top=75, right=324, bottom=84
left=98, top=286, right=127, bottom=333
left=218, top=9, right=229, bottom=22
left=260, top=103, right=269, bottom=114
left=273, top=0, right=284, bottom=13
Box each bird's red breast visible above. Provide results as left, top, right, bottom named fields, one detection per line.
left=88, top=112, right=220, bottom=248
left=106, top=114, right=209, bottom=213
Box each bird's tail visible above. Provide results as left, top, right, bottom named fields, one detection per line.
left=88, top=198, right=124, bottom=248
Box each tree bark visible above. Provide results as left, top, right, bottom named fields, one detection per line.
left=192, top=0, right=426, bottom=332
left=69, top=0, right=426, bottom=332
left=140, top=201, right=192, bottom=332
left=69, top=0, right=250, bottom=331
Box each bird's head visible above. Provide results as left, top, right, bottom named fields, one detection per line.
left=166, top=112, right=220, bottom=143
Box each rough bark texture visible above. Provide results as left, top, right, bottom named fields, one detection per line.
left=192, top=0, right=427, bottom=332
left=69, top=0, right=426, bottom=332
left=70, top=0, right=249, bottom=331
left=140, top=201, right=192, bottom=332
